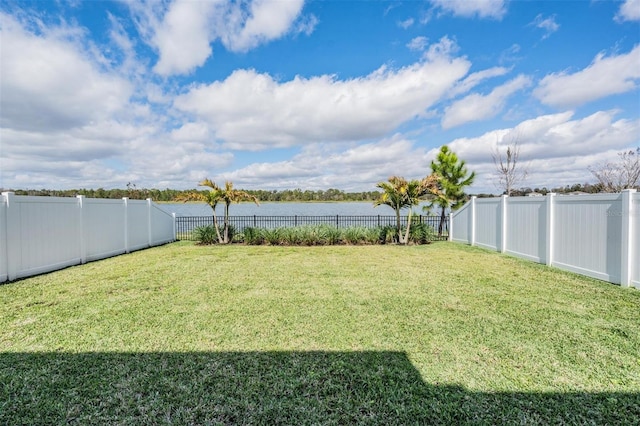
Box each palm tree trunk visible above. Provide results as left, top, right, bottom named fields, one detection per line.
left=403, top=208, right=413, bottom=245
left=212, top=214, right=223, bottom=244
left=395, top=209, right=402, bottom=243
left=223, top=202, right=230, bottom=243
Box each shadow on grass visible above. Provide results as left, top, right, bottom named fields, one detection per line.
left=1, top=351, right=637, bottom=425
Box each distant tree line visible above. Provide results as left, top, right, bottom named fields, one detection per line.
left=5, top=180, right=635, bottom=202
left=477, top=182, right=608, bottom=198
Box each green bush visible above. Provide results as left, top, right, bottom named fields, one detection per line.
left=343, top=226, right=378, bottom=244
left=262, top=228, right=283, bottom=245
left=243, top=227, right=264, bottom=245
left=240, top=224, right=436, bottom=246
left=193, top=225, right=219, bottom=245
left=378, top=225, right=397, bottom=244
left=226, top=224, right=238, bottom=243
left=409, top=223, right=436, bottom=244
left=324, top=226, right=342, bottom=245
left=280, top=227, right=303, bottom=245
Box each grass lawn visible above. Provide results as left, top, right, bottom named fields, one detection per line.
left=1, top=241, right=639, bottom=425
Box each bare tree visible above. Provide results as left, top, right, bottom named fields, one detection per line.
left=492, top=138, right=528, bottom=196
left=588, top=147, right=640, bottom=192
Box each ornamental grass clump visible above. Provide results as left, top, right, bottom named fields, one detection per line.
left=192, top=225, right=218, bottom=245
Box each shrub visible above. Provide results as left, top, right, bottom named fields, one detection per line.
left=301, top=225, right=323, bottom=246
left=378, top=225, right=397, bottom=244
left=342, top=226, right=371, bottom=245
left=243, top=227, right=264, bottom=245
left=193, top=225, right=219, bottom=245
left=226, top=224, right=238, bottom=243
left=280, top=227, right=303, bottom=245
left=236, top=225, right=436, bottom=246
left=409, top=223, right=436, bottom=244
left=263, top=228, right=283, bottom=245
left=325, top=226, right=343, bottom=245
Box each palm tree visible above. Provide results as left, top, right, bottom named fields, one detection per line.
left=218, top=181, right=260, bottom=243
left=179, top=179, right=259, bottom=244
left=427, top=146, right=475, bottom=235
left=177, top=179, right=225, bottom=243
left=374, top=175, right=439, bottom=244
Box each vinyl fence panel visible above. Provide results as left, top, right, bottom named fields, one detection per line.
left=552, top=194, right=622, bottom=283
left=505, top=197, right=546, bottom=262
left=0, top=193, right=176, bottom=282
left=82, top=197, right=126, bottom=261
left=4, top=195, right=82, bottom=280
left=126, top=200, right=150, bottom=252
left=451, top=201, right=471, bottom=243
left=474, top=198, right=501, bottom=250
left=451, top=190, right=638, bottom=288
left=151, top=203, right=176, bottom=246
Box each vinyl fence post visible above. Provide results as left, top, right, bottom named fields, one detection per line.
left=123, top=197, right=129, bottom=253
left=470, top=196, right=477, bottom=246
left=76, top=195, right=87, bottom=264
left=147, top=198, right=153, bottom=247
left=620, top=189, right=636, bottom=288
left=172, top=213, right=177, bottom=241
left=500, top=195, right=508, bottom=253
left=448, top=211, right=453, bottom=242
left=2, top=192, right=17, bottom=281
left=545, top=193, right=555, bottom=266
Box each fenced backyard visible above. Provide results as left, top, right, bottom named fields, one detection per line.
left=1, top=193, right=639, bottom=423
left=176, top=214, right=449, bottom=241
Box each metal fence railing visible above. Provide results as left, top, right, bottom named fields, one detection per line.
left=176, top=215, right=449, bottom=241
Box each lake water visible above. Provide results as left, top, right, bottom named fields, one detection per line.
left=160, top=201, right=437, bottom=217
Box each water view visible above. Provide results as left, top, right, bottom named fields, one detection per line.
left=160, top=201, right=436, bottom=217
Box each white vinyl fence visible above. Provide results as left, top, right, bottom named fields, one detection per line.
left=0, top=193, right=176, bottom=283
left=450, top=190, right=639, bottom=288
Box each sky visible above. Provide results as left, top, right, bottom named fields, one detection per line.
left=0, top=0, right=639, bottom=194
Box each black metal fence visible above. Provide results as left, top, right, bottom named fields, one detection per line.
left=176, top=215, right=449, bottom=241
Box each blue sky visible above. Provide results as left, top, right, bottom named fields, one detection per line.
left=1, top=0, right=638, bottom=194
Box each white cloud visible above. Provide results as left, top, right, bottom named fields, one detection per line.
left=174, top=37, right=471, bottom=148
left=447, top=66, right=510, bottom=98
left=0, top=13, right=133, bottom=132
left=398, top=18, right=414, bottom=29
left=442, top=110, right=640, bottom=192
left=407, top=36, right=428, bottom=51
left=422, top=35, right=459, bottom=61
left=211, top=109, right=640, bottom=192
left=534, top=45, right=640, bottom=108
left=442, top=75, right=531, bottom=129
left=127, top=0, right=307, bottom=76
left=295, top=13, right=318, bottom=36
left=0, top=11, right=236, bottom=190
left=222, top=0, right=305, bottom=52
left=530, top=14, right=559, bottom=39
left=215, top=136, right=431, bottom=190
left=616, top=0, right=640, bottom=22
left=429, top=0, right=507, bottom=20
left=151, top=0, right=219, bottom=76
left=170, top=122, right=213, bottom=143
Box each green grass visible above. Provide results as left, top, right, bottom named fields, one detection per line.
left=1, top=242, right=639, bottom=424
